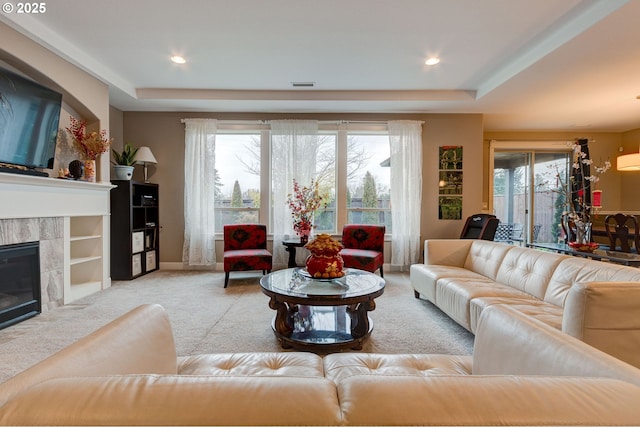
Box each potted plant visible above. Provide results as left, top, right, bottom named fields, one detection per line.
left=111, top=143, right=139, bottom=180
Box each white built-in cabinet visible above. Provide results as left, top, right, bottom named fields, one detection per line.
left=0, top=173, right=113, bottom=304
left=64, top=215, right=110, bottom=303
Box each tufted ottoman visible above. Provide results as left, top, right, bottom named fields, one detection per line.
left=177, top=352, right=325, bottom=377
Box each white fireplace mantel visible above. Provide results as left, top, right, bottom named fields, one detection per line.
left=0, top=172, right=113, bottom=219
left=0, top=172, right=114, bottom=304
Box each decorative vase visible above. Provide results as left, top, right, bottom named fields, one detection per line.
left=304, top=234, right=345, bottom=279
left=568, top=220, right=598, bottom=253
left=573, top=220, right=592, bottom=245
left=84, top=159, right=96, bottom=182
left=305, top=252, right=344, bottom=279
left=113, top=165, right=134, bottom=180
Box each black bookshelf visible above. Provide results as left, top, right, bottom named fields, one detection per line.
left=110, top=180, right=159, bottom=280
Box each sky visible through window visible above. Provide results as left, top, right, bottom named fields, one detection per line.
left=215, top=133, right=391, bottom=199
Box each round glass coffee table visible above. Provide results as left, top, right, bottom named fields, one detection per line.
left=260, top=268, right=385, bottom=351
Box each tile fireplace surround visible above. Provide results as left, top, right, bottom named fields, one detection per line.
left=0, top=173, right=113, bottom=313
left=0, top=217, right=64, bottom=311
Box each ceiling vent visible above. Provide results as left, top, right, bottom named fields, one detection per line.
left=292, top=82, right=315, bottom=88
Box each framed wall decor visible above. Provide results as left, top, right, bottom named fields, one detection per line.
left=438, top=146, right=463, bottom=220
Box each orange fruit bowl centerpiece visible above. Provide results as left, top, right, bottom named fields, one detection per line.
left=568, top=241, right=599, bottom=253
left=304, top=234, right=345, bottom=279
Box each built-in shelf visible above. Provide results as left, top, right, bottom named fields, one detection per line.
left=70, top=255, right=103, bottom=265
left=0, top=173, right=113, bottom=306
left=66, top=215, right=106, bottom=303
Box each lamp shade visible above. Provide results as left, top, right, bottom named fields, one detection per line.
left=135, top=147, right=157, bottom=164
left=617, top=151, right=640, bottom=171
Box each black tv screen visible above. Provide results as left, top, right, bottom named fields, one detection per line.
left=0, top=66, right=62, bottom=171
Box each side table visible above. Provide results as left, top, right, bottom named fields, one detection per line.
left=282, top=238, right=306, bottom=268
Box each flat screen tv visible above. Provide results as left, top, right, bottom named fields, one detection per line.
left=0, top=66, right=62, bottom=176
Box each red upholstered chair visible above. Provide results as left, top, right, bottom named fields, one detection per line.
left=339, top=224, right=385, bottom=277
left=223, top=224, right=272, bottom=288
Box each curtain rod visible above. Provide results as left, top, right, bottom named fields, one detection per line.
left=181, top=119, right=425, bottom=125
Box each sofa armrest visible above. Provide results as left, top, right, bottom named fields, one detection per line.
left=0, top=304, right=178, bottom=407
left=423, top=239, right=473, bottom=267
left=563, top=281, right=640, bottom=368
left=0, top=375, right=342, bottom=426
left=473, top=305, right=640, bottom=386
left=335, top=375, right=640, bottom=426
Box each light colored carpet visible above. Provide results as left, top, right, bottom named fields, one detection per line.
left=0, top=270, right=474, bottom=383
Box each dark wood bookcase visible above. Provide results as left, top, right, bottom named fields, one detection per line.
left=110, top=180, right=159, bottom=280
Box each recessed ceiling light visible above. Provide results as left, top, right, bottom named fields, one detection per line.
left=170, top=55, right=186, bottom=64
left=425, top=57, right=440, bottom=66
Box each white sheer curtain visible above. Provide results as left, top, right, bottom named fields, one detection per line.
left=271, top=120, right=319, bottom=266
left=389, top=120, right=423, bottom=270
left=182, top=118, right=217, bottom=267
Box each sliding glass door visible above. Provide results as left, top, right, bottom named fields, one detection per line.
left=493, top=152, right=530, bottom=244
left=491, top=142, right=570, bottom=245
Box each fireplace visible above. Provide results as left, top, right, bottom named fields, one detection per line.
left=0, top=242, right=41, bottom=330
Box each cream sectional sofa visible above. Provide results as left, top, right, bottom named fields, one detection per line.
left=410, top=238, right=640, bottom=368
left=1, top=303, right=640, bottom=425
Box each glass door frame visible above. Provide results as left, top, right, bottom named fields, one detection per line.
left=489, top=140, right=572, bottom=245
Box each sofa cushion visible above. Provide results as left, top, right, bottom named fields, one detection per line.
left=544, top=256, right=640, bottom=306
left=335, top=374, right=640, bottom=426
left=177, top=352, right=325, bottom=377
left=410, top=264, right=489, bottom=302
left=469, top=296, right=562, bottom=333
left=463, top=240, right=512, bottom=280
left=323, top=353, right=472, bottom=382
left=473, top=305, right=640, bottom=386
left=435, top=277, right=531, bottom=330
left=494, top=246, right=565, bottom=300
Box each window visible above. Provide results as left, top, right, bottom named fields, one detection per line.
left=212, top=123, right=391, bottom=235
left=346, top=134, right=391, bottom=231
left=214, top=133, right=260, bottom=231
left=314, top=133, right=336, bottom=233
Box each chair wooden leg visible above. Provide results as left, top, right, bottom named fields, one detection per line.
left=224, top=272, right=230, bottom=288
left=379, top=266, right=384, bottom=278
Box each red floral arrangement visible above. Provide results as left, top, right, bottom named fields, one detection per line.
left=66, top=116, right=112, bottom=160
left=286, top=179, right=328, bottom=238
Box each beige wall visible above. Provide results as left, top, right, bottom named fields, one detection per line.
left=109, top=107, right=124, bottom=154
left=621, top=128, right=640, bottom=211
left=122, top=112, right=485, bottom=263
left=422, top=114, right=484, bottom=241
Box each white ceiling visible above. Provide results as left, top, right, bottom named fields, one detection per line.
left=2, top=0, right=640, bottom=131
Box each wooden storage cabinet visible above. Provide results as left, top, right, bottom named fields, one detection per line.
left=111, top=181, right=159, bottom=280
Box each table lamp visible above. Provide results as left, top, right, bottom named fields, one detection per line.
left=135, top=146, right=157, bottom=182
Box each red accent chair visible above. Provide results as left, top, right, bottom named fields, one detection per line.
left=223, top=224, right=272, bottom=288
left=339, top=224, right=385, bottom=277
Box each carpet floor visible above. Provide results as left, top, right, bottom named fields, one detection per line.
left=0, top=270, right=474, bottom=383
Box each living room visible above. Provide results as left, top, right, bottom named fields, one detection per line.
left=2, top=1, right=640, bottom=425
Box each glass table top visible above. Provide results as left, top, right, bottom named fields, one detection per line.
left=260, top=268, right=385, bottom=298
